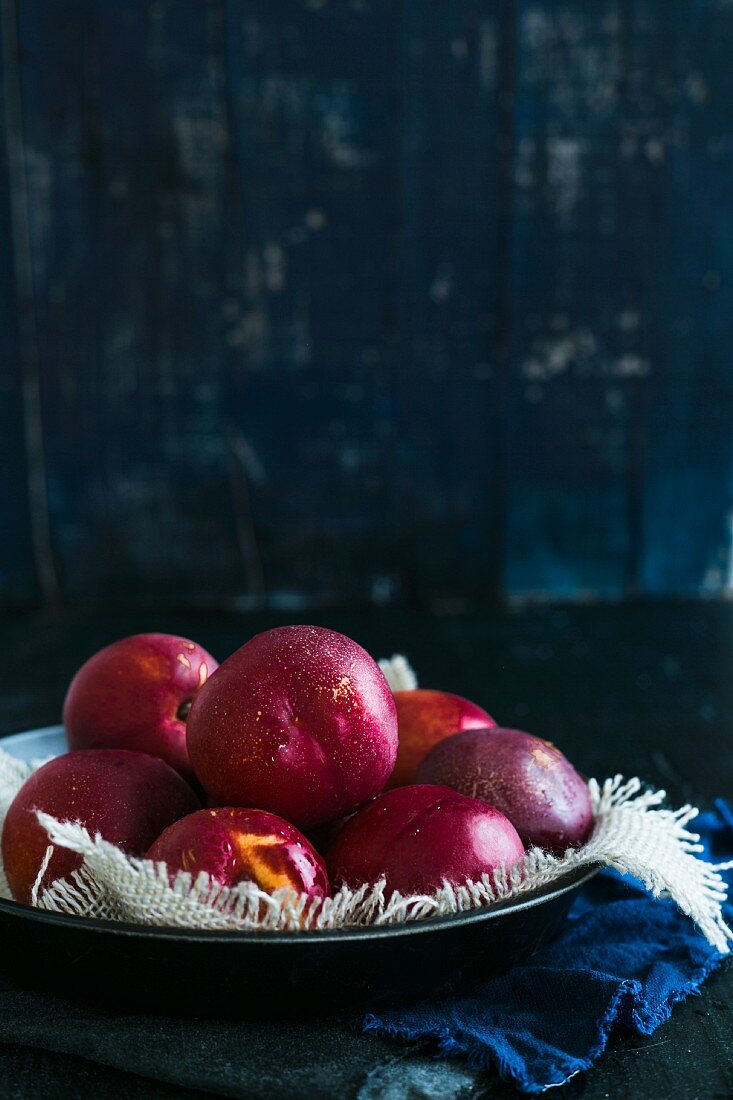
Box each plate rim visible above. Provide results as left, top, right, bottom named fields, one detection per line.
left=0, top=725, right=601, bottom=943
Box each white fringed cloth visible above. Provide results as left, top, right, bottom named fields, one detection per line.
left=0, top=655, right=730, bottom=953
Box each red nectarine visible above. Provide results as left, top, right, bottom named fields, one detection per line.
left=387, top=689, right=496, bottom=789
left=327, top=784, right=525, bottom=895
left=147, top=807, right=330, bottom=898
left=187, top=626, right=398, bottom=828
left=2, top=749, right=200, bottom=904
left=64, top=633, right=218, bottom=782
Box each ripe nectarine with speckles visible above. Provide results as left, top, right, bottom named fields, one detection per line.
left=187, top=626, right=398, bottom=828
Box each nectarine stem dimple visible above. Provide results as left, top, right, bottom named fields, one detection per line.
left=177, top=699, right=193, bottom=722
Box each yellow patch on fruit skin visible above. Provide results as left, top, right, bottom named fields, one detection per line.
left=177, top=653, right=192, bottom=669
left=330, top=676, right=353, bottom=703
left=233, top=832, right=293, bottom=892
left=133, top=652, right=169, bottom=680
left=530, top=747, right=555, bottom=769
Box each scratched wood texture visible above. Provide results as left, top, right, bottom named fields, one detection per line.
left=1, top=0, right=732, bottom=609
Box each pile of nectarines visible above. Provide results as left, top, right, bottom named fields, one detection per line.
left=2, top=625, right=593, bottom=910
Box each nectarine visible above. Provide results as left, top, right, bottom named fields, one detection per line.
left=327, top=784, right=525, bottom=895
left=64, top=633, right=218, bottom=782
left=2, top=749, right=199, bottom=903
left=147, top=807, right=330, bottom=898
left=387, top=689, right=496, bottom=788
left=187, top=626, right=398, bottom=828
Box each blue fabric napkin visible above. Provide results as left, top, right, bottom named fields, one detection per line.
left=360, top=800, right=733, bottom=1094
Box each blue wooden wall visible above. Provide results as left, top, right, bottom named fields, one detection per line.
left=1, top=1, right=733, bottom=608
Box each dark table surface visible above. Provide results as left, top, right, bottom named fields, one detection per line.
left=0, top=601, right=731, bottom=1099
